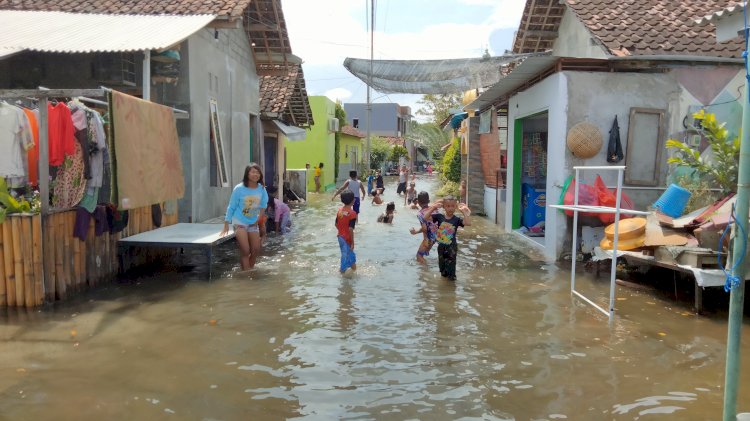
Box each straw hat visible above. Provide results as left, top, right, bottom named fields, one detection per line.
left=600, top=217, right=647, bottom=250
left=567, top=122, right=603, bottom=159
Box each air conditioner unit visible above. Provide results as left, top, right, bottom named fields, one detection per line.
left=328, top=118, right=340, bottom=132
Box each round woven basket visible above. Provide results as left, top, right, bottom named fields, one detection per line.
left=567, top=122, right=603, bottom=159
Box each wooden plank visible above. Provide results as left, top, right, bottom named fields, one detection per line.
left=72, top=215, right=81, bottom=290
left=0, top=221, right=5, bottom=306
left=21, top=217, right=34, bottom=308
left=55, top=213, right=65, bottom=300
left=3, top=220, right=15, bottom=307
left=32, top=215, right=43, bottom=306
left=43, top=216, right=55, bottom=301
left=11, top=217, right=24, bottom=307
left=0, top=89, right=105, bottom=99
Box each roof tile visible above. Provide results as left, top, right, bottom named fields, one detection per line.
left=0, top=0, right=252, bottom=16
left=565, top=0, right=744, bottom=57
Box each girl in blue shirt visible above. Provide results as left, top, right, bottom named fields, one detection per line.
left=221, top=163, right=268, bottom=270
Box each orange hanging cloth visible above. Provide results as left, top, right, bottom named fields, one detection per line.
left=23, top=108, right=39, bottom=188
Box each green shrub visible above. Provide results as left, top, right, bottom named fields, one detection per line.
left=436, top=180, right=460, bottom=198
left=442, top=138, right=461, bottom=183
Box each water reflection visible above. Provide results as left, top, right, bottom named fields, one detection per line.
left=0, top=176, right=747, bottom=419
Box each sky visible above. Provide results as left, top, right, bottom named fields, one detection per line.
left=283, top=0, right=527, bottom=122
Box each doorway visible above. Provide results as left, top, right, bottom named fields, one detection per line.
left=264, top=135, right=278, bottom=189
left=512, top=112, right=549, bottom=245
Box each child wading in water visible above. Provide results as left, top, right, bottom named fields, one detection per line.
left=404, top=181, right=417, bottom=208
left=335, top=191, right=358, bottom=275
left=409, top=191, right=438, bottom=264
left=424, top=196, right=471, bottom=280
left=371, top=189, right=383, bottom=205
left=377, top=202, right=395, bottom=223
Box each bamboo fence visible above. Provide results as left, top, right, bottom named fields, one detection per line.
left=0, top=203, right=178, bottom=308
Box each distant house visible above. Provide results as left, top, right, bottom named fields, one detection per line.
left=338, top=125, right=365, bottom=183
left=285, top=96, right=337, bottom=192
left=344, top=102, right=417, bottom=168
left=0, top=0, right=311, bottom=222
left=466, top=0, right=744, bottom=260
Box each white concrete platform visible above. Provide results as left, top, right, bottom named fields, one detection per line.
left=118, top=223, right=235, bottom=278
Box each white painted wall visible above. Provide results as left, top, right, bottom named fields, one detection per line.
left=483, top=186, right=506, bottom=228
left=552, top=9, right=609, bottom=59
left=506, top=73, right=568, bottom=261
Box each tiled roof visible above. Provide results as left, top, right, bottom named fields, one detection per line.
left=0, top=0, right=251, bottom=16
left=259, top=64, right=313, bottom=127
left=565, top=0, right=744, bottom=57
left=382, top=136, right=405, bottom=147
left=341, top=125, right=365, bottom=138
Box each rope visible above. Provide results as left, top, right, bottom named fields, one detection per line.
left=718, top=204, right=747, bottom=292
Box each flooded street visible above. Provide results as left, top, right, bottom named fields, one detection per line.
left=1, top=176, right=749, bottom=420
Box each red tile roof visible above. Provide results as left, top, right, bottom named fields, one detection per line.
left=382, top=136, right=405, bottom=147
left=0, top=0, right=251, bottom=16
left=341, top=125, right=365, bottom=138
left=565, top=0, right=744, bottom=57
left=259, top=64, right=313, bottom=127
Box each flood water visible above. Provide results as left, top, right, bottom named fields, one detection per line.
left=1, top=176, right=749, bottom=420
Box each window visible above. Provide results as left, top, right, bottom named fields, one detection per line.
left=625, top=108, right=665, bottom=186
left=209, top=99, right=229, bottom=187
left=353, top=118, right=359, bottom=129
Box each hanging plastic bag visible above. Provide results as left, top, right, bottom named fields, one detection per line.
left=563, top=178, right=600, bottom=217
left=594, top=175, right=634, bottom=224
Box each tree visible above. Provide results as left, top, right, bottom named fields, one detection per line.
left=334, top=102, right=346, bottom=180
left=666, top=110, right=739, bottom=195
left=370, top=137, right=391, bottom=170
left=415, top=93, right=463, bottom=125
left=406, top=121, right=451, bottom=162
left=389, top=145, right=409, bottom=163
left=442, top=138, right=461, bottom=183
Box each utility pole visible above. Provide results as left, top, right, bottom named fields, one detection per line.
left=723, top=64, right=750, bottom=421
left=365, top=0, right=374, bottom=172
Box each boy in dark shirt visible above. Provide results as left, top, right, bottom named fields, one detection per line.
left=335, top=191, right=358, bottom=275
left=424, top=196, right=471, bottom=280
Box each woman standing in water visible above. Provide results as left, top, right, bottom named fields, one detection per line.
left=220, top=163, right=268, bottom=271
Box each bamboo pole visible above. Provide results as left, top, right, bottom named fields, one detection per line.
left=55, top=213, right=65, bottom=300
left=72, top=215, right=81, bottom=290
left=0, top=221, right=5, bottom=307
left=11, top=217, right=24, bottom=307
left=86, top=219, right=94, bottom=286
left=63, top=212, right=72, bottom=290
left=44, top=216, right=55, bottom=302
left=21, top=216, right=34, bottom=308
left=32, top=215, right=43, bottom=306
left=3, top=220, right=15, bottom=307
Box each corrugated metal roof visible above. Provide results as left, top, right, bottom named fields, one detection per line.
left=695, top=3, right=745, bottom=25
left=465, top=55, right=559, bottom=112
left=0, top=11, right=215, bottom=54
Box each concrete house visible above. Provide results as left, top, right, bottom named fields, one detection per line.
left=0, top=0, right=310, bottom=223
left=285, top=96, right=337, bottom=192
left=338, top=125, right=365, bottom=183
left=465, top=0, right=744, bottom=260
left=343, top=102, right=416, bottom=168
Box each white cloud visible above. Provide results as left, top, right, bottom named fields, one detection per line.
left=325, top=87, right=353, bottom=102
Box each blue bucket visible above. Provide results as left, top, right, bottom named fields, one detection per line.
left=653, top=184, right=691, bottom=218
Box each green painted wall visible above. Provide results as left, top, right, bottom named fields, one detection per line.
left=339, top=133, right=363, bottom=171
left=285, top=96, right=336, bottom=191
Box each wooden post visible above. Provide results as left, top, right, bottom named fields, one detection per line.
left=3, top=220, right=15, bottom=307
left=44, top=216, right=55, bottom=301
left=11, top=217, right=25, bottom=307
left=21, top=216, right=34, bottom=308
left=39, top=98, right=50, bottom=216
left=32, top=215, right=43, bottom=306
left=0, top=221, right=5, bottom=307
left=72, top=215, right=81, bottom=290
left=63, top=212, right=72, bottom=290
left=55, top=213, right=65, bottom=300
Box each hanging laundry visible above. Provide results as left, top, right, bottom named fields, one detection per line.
left=70, top=106, right=92, bottom=179
left=23, top=108, right=39, bottom=188
left=0, top=102, right=34, bottom=186
left=52, top=142, right=87, bottom=209
left=606, top=115, right=624, bottom=163
left=48, top=102, right=76, bottom=166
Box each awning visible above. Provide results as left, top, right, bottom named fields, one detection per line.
left=0, top=11, right=216, bottom=54
left=272, top=120, right=307, bottom=141
left=466, top=55, right=559, bottom=112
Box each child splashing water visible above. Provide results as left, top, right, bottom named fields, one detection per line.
left=424, top=196, right=471, bottom=280
left=377, top=202, right=395, bottom=223
left=409, top=191, right=437, bottom=264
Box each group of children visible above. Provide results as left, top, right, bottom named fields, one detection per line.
left=333, top=169, right=472, bottom=280
left=222, top=164, right=472, bottom=280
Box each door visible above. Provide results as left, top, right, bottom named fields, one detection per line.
left=264, top=136, right=277, bottom=188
